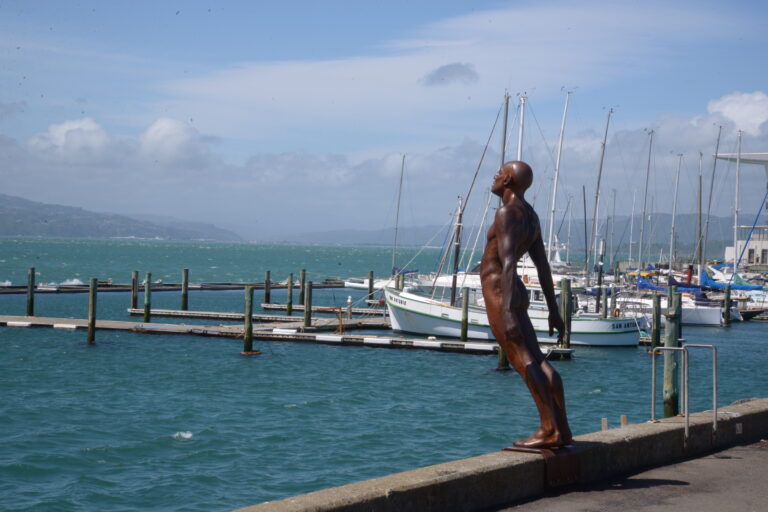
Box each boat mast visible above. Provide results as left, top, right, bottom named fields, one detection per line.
left=733, top=130, right=742, bottom=273
left=702, top=125, right=723, bottom=276
left=637, top=129, right=654, bottom=288
left=566, top=196, right=573, bottom=264
left=500, top=92, right=510, bottom=167
left=669, top=154, right=682, bottom=271
left=449, top=196, right=463, bottom=306
left=517, top=94, right=526, bottom=161
left=629, top=189, right=636, bottom=264
left=588, top=108, right=613, bottom=274
left=547, top=90, right=571, bottom=262
left=392, top=154, right=406, bottom=274
left=583, top=185, right=589, bottom=285
left=610, top=188, right=616, bottom=271
left=696, top=152, right=703, bottom=274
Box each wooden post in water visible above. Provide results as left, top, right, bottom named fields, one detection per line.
left=460, top=287, right=469, bottom=341
left=609, top=286, right=617, bottom=317
left=651, top=294, right=661, bottom=350
left=497, top=346, right=510, bottom=371
left=26, top=267, right=35, bottom=316
left=367, top=270, right=374, bottom=301
left=143, top=272, right=152, bottom=323
left=286, top=273, right=293, bottom=316
left=558, top=279, right=572, bottom=348
left=87, top=277, right=97, bottom=345
left=663, top=291, right=681, bottom=418
left=243, top=286, right=254, bottom=353
left=600, top=289, right=608, bottom=319
left=303, top=281, right=313, bottom=328
left=264, top=270, right=271, bottom=304
left=722, top=285, right=731, bottom=327
left=298, top=269, right=306, bottom=306
left=130, top=270, right=139, bottom=309
left=181, top=268, right=189, bottom=311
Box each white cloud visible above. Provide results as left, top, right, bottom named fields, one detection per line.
left=707, top=91, right=768, bottom=136
left=27, top=117, right=111, bottom=162
left=139, top=118, right=211, bottom=168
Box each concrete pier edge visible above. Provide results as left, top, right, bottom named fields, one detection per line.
left=234, top=397, right=768, bottom=512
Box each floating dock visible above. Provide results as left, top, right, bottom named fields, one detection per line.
left=0, top=314, right=572, bottom=359
left=0, top=280, right=346, bottom=294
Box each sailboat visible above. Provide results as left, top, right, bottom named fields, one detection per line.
left=385, top=93, right=646, bottom=347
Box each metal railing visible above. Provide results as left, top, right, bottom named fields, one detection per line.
left=650, top=342, right=718, bottom=446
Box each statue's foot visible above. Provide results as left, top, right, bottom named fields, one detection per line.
left=513, top=429, right=568, bottom=449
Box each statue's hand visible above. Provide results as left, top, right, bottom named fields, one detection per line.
left=548, top=311, right=565, bottom=339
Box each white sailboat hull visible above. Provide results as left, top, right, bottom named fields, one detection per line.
left=385, top=287, right=640, bottom=347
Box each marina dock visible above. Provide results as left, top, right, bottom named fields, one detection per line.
left=0, top=313, right=571, bottom=358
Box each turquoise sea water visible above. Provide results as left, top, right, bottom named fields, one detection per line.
left=1, top=238, right=767, bottom=511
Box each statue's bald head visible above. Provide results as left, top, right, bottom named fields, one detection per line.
left=501, top=160, right=533, bottom=192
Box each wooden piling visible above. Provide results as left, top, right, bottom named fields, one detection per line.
left=243, top=286, right=254, bottom=353
left=303, top=281, right=313, bottom=328
left=143, top=272, right=152, bottom=323
left=367, top=270, right=374, bottom=300
left=620, top=414, right=628, bottom=427
left=723, top=285, right=731, bottom=327
left=130, top=270, right=139, bottom=309
left=601, top=418, right=609, bottom=431
left=264, top=270, right=271, bottom=304
left=609, top=286, right=617, bottom=317
left=558, top=278, right=572, bottom=348
left=181, top=268, right=189, bottom=311
left=26, top=267, right=35, bottom=316
left=600, top=289, right=608, bottom=319
left=663, top=291, right=681, bottom=418
left=497, top=347, right=510, bottom=371
left=460, top=287, right=469, bottom=341
left=87, top=277, right=97, bottom=345
left=298, top=269, right=306, bottom=305
left=286, top=273, right=293, bottom=316
left=651, top=294, right=661, bottom=350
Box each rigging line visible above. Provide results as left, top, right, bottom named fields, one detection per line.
left=610, top=214, right=631, bottom=263
left=461, top=99, right=504, bottom=216
left=732, top=186, right=768, bottom=281
left=555, top=195, right=572, bottom=238
left=527, top=101, right=558, bottom=169
left=461, top=190, right=494, bottom=288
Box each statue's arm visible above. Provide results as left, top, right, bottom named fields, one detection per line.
left=495, top=211, right=520, bottom=320
left=529, top=230, right=565, bottom=337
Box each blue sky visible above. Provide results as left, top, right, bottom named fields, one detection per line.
left=2, top=0, right=768, bottom=240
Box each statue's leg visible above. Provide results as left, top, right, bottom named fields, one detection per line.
left=506, top=313, right=565, bottom=449
left=540, top=361, right=573, bottom=445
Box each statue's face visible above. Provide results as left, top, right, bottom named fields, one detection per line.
left=491, top=168, right=510, bottom=196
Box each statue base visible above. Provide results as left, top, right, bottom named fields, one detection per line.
left=502, top=444, right=579, bottom=487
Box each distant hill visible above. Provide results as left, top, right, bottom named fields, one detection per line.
left=0, top=194, right=243, bottom=241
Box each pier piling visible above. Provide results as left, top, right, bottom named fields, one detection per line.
left=609, top=285, right=616, bottom=317
left=663, top=291, right=681, bottom=417
left=601, top=417, right=609, bottom=431
left=143, top=272, right=152, bottom=323
left=496, top=347, right=510, bottom=371
left=130, top=270, right=139, bottom=309
left=303, top=281, right=313, bottom=328
left=243, top=286, right=254, bottom=353
left=460, top=287, right=469, bottom=341
left=651, top=294, right=661, bottom=350
left=181, top=268, right=189, bottom=311
left=87, top=277, right=97, bottom=345
left=723, top=285, right=732, bottom=327
left=558, top=279, right=572, bottom=348
left=298, top=269, right=306, bottom=305
left=264, top=271, right=271, bottom=304
left=367, top=270, right=374, bottom=300
left=26, top=267, right=35, bottom=316
left=286, top=273, right=293, bottom=316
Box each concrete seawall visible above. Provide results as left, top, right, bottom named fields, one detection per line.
left=234, top=398, right=768, bottom=512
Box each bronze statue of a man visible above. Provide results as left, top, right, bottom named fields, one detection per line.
left=480, top=160, right=572, bottom=449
